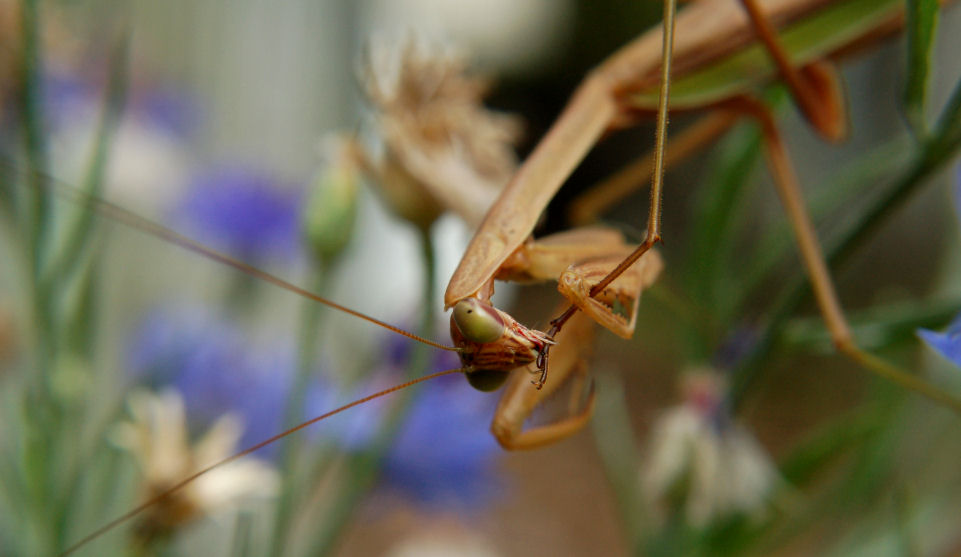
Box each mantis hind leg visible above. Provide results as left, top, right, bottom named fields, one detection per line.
left=739, top=0, right=848, bottom=141
left=730, top=96, right=961, bottom=415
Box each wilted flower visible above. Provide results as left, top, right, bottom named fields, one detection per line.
left=642, top=369, right=780, bottom=528
left=174, top=165, right=303, bottom=262
left=359, top=36, right=522, bottom=229
left=111, top=389, right=278, bottom=543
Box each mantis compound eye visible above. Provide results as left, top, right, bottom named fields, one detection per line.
left=465, top=369, right=510, bottom=392
left=452, top=298, right=505, bottom=344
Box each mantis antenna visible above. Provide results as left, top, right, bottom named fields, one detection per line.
left=0, top=160, right=459, bottom=353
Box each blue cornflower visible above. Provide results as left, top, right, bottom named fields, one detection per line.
left=918, top=173, right=961, bottom=368
left=380, top=367, right=503, bottom=509
left=305, top=334, right=502, bottom=509
left=918, top=315, right=961, bottom=367
left=126, top=305, right=320, bottom=455
left=134, top=86, right=203, bottom=139
left=174, top=166, right=303, bottom=262
left=42, top=70, right=96, bottom=130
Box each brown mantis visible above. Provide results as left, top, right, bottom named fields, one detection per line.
left=449, top=0, right=961, bottom=454
left=7, top=0, right=958, bottom=553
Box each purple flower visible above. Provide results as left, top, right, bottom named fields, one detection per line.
left=919, top=313, right=961, bottom=367
left=126, top=305, right=323, bottom=455
left=134, top=87, right=203, bottom=139
left=42, top=70, right=96, bottom=130
left=305, top=336, right=502, bottom=509
left=381, top=370, right=502, bottom=509
left=174, top=166, right=303, bottom=262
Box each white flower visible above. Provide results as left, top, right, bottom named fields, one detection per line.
left=642, top=370, right=780, bottom=528
left=111, top=389, right=278, bottom=539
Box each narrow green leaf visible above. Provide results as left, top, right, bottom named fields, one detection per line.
left=926, top=73, right=961, bottom=163
left=591, top=373, right=645, bottom=552
left=45, top=26, right=131, bottom=287
left=732, top=137, right=909, bottom=324
left=903, top=0, right=940, bottom=139
left=686, top=121, right=763, bottom=332
left=782, top=296, right=961, bottom=353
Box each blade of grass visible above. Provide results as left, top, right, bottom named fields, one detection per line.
left=903, top=0, right=940, bottom=139
left=45, top=27, right=131, bottom=290
left=782, top=296, right=961, bottom=353
left=591, top=372, right=645, bottom=552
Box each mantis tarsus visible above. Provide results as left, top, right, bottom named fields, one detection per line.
left=5, top=0, right=959, bottom=553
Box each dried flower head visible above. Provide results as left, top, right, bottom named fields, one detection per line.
left=642, top=369, right=780, bottom=528
left=359, top=36, right=522, bottom=229
left=111, top=389, right=278, bottom=544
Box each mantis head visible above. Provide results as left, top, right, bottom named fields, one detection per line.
left=451, top=298, right=513, bottom=392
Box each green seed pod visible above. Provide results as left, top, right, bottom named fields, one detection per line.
left=303, top=137, right=361, bottom=264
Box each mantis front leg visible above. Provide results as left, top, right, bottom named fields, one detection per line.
left=491, top=309, right=597, bottom=450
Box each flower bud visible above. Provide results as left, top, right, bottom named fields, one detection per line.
left=303, top=137, right=361, bottom=264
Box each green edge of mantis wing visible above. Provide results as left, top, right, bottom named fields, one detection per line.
left=631, top=0, right=902, bottom=109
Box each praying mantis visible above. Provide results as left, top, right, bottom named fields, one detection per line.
left=4, top=0, right=960, bottom=554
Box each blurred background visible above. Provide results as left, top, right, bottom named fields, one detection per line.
left=2, top=0, right=961, bottom=555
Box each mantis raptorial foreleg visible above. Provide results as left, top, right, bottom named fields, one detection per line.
left=496, top=227, right=664, bottom=338
left=470, top=226, right=662, bottom=449
left=491, top=308, right=597, bottom=450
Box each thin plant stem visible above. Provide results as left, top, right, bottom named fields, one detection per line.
left=308, top=226, right=438, bottom=556
left=270, top=269, right=329, bottom=556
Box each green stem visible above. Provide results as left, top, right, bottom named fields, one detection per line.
left=591, top=373, right=646, bottom=553
left=729, top=83, right=961, bottom=409
left=45, top=28, right=130, bottom=290
left=308, top=226, right=437, bottom=556
left=17, top=1, right=63, bottom=552
left=269, top=269, right=328, bottom=556
left=19, top=0, right=51, bottom=276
